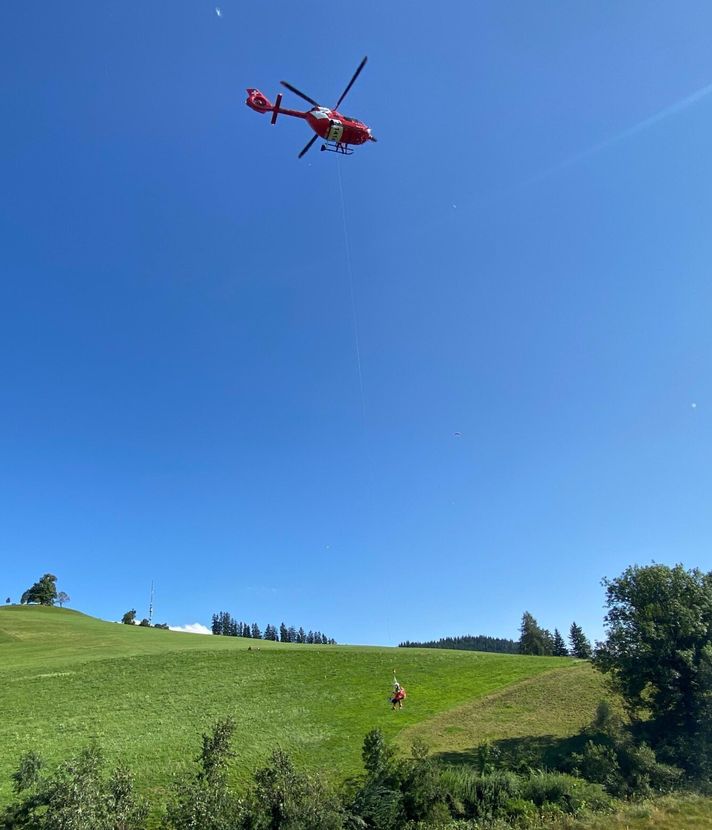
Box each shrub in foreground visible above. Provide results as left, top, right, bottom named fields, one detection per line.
left=1, top=745, right=147, bottom=830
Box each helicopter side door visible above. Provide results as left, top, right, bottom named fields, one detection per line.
left=327, top=120, right=344, bottom=142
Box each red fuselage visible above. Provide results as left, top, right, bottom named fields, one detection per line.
left=246, top=89, right=375, bottom=147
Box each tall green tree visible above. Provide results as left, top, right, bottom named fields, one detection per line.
left=594, top=563, right=712, bottom=776
left=121, top=609, right=136, bottom=625
left=552, top=628, right=569, bottom=656
left=20, top=574, right=58, bottom=606
left=569, top=622, right=592, bottom=659
left=519, top=612, right=552, bottom=655
left=164, top=717, right=242, bottom=830
left=248, top=749, right=343, bottom=829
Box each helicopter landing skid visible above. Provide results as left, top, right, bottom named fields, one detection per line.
left=320, top=141, right=353, bottom=155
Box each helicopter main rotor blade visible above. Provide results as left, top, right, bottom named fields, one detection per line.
left=280, top=81, right=320, bottom=108
left=333, top=56, right=368, bottom=110
left=298, top=134, right=319, bottom=159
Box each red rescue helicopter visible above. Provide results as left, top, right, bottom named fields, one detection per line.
left=246, top=56, right=376, bottom=158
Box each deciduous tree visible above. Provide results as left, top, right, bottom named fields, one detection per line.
left=594, top=563, right=712, bottom=775
left=20, top=574, right=58, bottom=606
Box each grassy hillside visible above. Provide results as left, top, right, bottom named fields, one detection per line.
left=399, top=661, right=610, bottom=766
left=557, top=796, right=712, bottom=829
left=0, top=605, right=571, bottom=805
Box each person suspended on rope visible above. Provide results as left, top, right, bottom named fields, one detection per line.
left=391, top=673, right=407, bottom=710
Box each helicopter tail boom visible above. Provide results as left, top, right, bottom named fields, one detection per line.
left=246, top=89, right=309, bottom=122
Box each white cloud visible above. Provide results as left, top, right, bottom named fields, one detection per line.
left=169, top=623, right=212, bottom=635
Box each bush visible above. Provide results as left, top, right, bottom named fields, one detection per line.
left=399, top=743, right=449, bottom=825
left=439, top=768, right=521, bottom=821
left=349, top=780, right=403, bottom=830
left=570, top=733, right=683, bottom=798
left=1, top=745, right=147, bottom=830
left=362, top=729, right=398, bottom=780
left=520, top=770, right=610, bottom=814
left=246, top=748, right=344, bottom=829
left=163, top=718, right=243, bottom=830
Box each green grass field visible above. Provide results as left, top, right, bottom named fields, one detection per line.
left=555, top=796, right=712, bottom=829
left=399, top=661, right=611, bottom=766
left=0, top=605, right=570, bottom=805
left=3, top=605, right=712, bottom=828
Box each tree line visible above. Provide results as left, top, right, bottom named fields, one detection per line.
left=211, top=611, right=336, bottom=644
left=518, top=613, right=592, bottom=658
left=399, top=634, right=519, bottom=653
left=398, top=617, right=592, bottom=658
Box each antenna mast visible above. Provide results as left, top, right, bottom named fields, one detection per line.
left=149, top=581, right=154, bottom=625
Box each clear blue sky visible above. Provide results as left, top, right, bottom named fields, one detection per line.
left=2, top=1, right=712, bottom=645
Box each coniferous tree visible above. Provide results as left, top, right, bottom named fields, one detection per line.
left=519, top=612, right=552, bottom=655
left=552, top=628, right=569, bottom=656
left=569, top=621, right=593, bottom=659
left=306, top=631, right=314, bottom=644
left=297, top=627, right=306, bottom=644
left=243, top=622, right=251, bottom=638
left=279, top=622, right=289, bottom=642
left=211, top=614, right=220, bottom=635
left=251, top=622, right=261, bottom=639
left=287, top=626, right=297, bottom=643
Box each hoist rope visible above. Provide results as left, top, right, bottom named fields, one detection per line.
left=336, top=158, right=367, bottom=425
